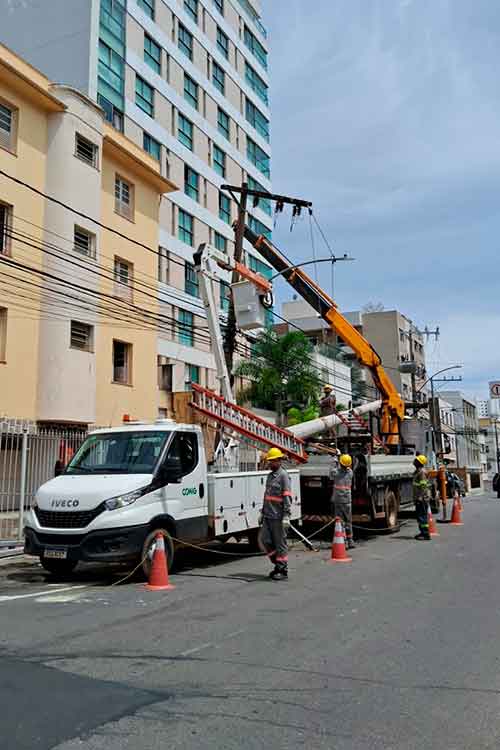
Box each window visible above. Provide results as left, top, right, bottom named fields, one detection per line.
left=178, top=113, right=193, bottom=150
left=185, top=262, right=199, bottom=297
left=244, top=25, right=267, bottom=69
left=213, top=0, right=223, bottom=14
left=166, top=431, right=198, bottom=475
left=144, top=34, right=161, bottom=74
left=143, top=132, right=161, bottom=160
left=178, top=24, right=193, bottom=60
left=213, top=144, right=226, bottom=177
left=158, top=359, right=173, bottom=391
left=247, top=137, right=270, bottom=178
left=217, top=107, right=230, bottom=140
left=184, top=165, right=200, bottom=202
left=0, top=100, right=17, bottom=152
left=247, top=175, right=272, bottom=215
left=184, top=0, right=198, bottom=23
left=115, top=175, right=134, bottom=219
left=185, top=364, right=200, bottom=390
left=74, top=226, right=96, bottom=258
left=179, top=309, right=194, bottom=347
left=113, top=340, right=132, bottom=384
left=178, top=208, right=194, bottom=246
left=220, top=281, right=230, bottom=312
left=114, top=257, right=133, bottom=300
left=98, top=93, right=123, bottom=132
left=70, top=321, right=94, bottom=352
left=248, top=214, right=271, bottom=241
left=0, top=308, right=7, bottom=362
left=219, top=192, right=231, bottom=224
left=75, top=133, right=99, bottom=168
left=184, top=74, right=199, bottom=110
left=136, top=75, right=154, bottom=117
left=212, top=61, right=225, bottom=95
left=245, top=62, right=268, bottom=105
left=248, top=254, right=272, bottom=280
left=214, top=231, right=227, bottom=253
left=217, top=27, right=229, bottom=59
left=158, top=246, right=170, bottom=284
left=138, top=0, right=154, bottom=19
left=0, top=203, right=12, bottom=256
left=245, top=98, right=269, bottom=141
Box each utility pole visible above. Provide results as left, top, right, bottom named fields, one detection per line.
left=494, top=418, right=500, bottom=473
left=408, top=327, right=417, bottom=416
left=221, top=183, right=313, bottom=385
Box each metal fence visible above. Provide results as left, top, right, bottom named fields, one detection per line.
left=0, top=419, right=87, bottom=542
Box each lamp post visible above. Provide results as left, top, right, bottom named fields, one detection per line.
left=417, top=365, right=462, bottom=461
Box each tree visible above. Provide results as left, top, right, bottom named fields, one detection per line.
left=236, top=330, right=322, bottom=422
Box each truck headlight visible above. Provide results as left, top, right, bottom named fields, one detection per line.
left=105, top=488, right=147, bottom=511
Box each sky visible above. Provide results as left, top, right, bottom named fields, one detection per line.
left=262, top=0, right=500, bottom=402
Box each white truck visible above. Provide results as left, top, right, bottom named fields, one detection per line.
left=23, top=421, right=301, bottom=576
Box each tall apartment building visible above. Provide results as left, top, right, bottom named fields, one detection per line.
left=0, top=43, right=176, bottom=425
left=1, top=0, right=273, bottom=400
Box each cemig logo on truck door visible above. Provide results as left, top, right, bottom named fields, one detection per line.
left=51, top=499, right=80, bottom=508
left=182, top=487, right=198, bottom=496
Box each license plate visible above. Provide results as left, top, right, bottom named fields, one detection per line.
left=43, top=548, right=68, bottom=560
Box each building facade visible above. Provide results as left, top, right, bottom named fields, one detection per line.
left=440, top=391, right=482, bottom=489
left=0, top=44, right=176, bottom=425
left=479, top=417, right=500, bottom=481
left=1, top=0, right=273, bottom=406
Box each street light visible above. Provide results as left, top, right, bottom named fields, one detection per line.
left=418, top=365, right=463, bottom=463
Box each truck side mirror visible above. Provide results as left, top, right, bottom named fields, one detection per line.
left=157, top=459, right=183, bottom=485
left=54, top=460, right=64, bottom=477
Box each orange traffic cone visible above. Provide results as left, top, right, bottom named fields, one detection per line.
left=329, top=517, right=352, bottom=563
left=145, top=532, right=176, bottom=591
left=450, top=496, right=464, bottom=526
left=428, top=507, right=439, bottom=537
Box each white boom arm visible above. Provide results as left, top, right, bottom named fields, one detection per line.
left=287, top=400, right=382, bottom=440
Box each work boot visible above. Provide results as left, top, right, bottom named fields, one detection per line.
left=347, top=539, right=356, bottom=550
left=270, top=569, right=288, bottom=581
left=414, top=533, right=431, bottom=541
left=268, top=566, right=279, bottom=578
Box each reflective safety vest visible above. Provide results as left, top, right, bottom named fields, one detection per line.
left=413, top=468, right=430, bottom=502
left=262, top=467, right=292, bottom=521
left=332, top=466, right=353, bottom=504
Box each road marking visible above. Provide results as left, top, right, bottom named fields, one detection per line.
left=0, top=585, right=88, bottom=603
left=180, top=642, right=213, bottom=657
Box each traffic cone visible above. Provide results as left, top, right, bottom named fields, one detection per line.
left=145, top=532, right=176, bottom=591
left=329, top=517, right=352, bottom=563
left=450, top=496, right=464, bottom=526
left=428, top=507, right=439, bottom=537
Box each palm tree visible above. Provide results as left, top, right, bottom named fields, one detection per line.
left=236, top=329, right=322, bottom=423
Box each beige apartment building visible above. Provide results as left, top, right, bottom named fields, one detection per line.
left=1, top=0, right=273, bottom=403
left=0, top=43, right=177, bottom=426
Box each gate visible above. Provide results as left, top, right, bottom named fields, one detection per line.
left=0, top=419, right=87, bottom=542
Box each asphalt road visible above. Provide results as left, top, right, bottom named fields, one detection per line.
left=1, top=492, right=499, bottom=750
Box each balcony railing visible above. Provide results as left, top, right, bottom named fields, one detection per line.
left=236, top=0, right=267, bottom=38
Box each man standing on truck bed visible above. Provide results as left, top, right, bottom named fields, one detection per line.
left=260, top=447, right=292, bottom=581
left=331, top=454, right=355, bottom=550
left=413, top=455, right=431, bottom=541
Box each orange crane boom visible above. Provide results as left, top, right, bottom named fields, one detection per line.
left=243, top=227, right=405, bottom=447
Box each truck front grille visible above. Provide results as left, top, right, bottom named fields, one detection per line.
left=34, top=504, right=105, bottom=529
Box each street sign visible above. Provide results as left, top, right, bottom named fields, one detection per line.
left=489, top=382, right=500, bottom=399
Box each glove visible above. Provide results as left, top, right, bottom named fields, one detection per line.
left=258, top=513, right=263, bottom=526
left=283, top=517, right=291, bottom=529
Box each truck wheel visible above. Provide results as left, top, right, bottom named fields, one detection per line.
left=141, top=528, right=175, bottom=580
left=39, top=557, right=78, bottom=577
left=384, top=491, right=400, bottom=532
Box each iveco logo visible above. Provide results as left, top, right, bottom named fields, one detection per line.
left=51, top=499, right=80, bottom=508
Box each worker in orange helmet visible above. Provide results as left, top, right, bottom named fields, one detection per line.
left=259, top=447, right=292, bottom=580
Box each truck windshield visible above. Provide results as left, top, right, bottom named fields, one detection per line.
left=66, top=431, right=170, bottom=475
